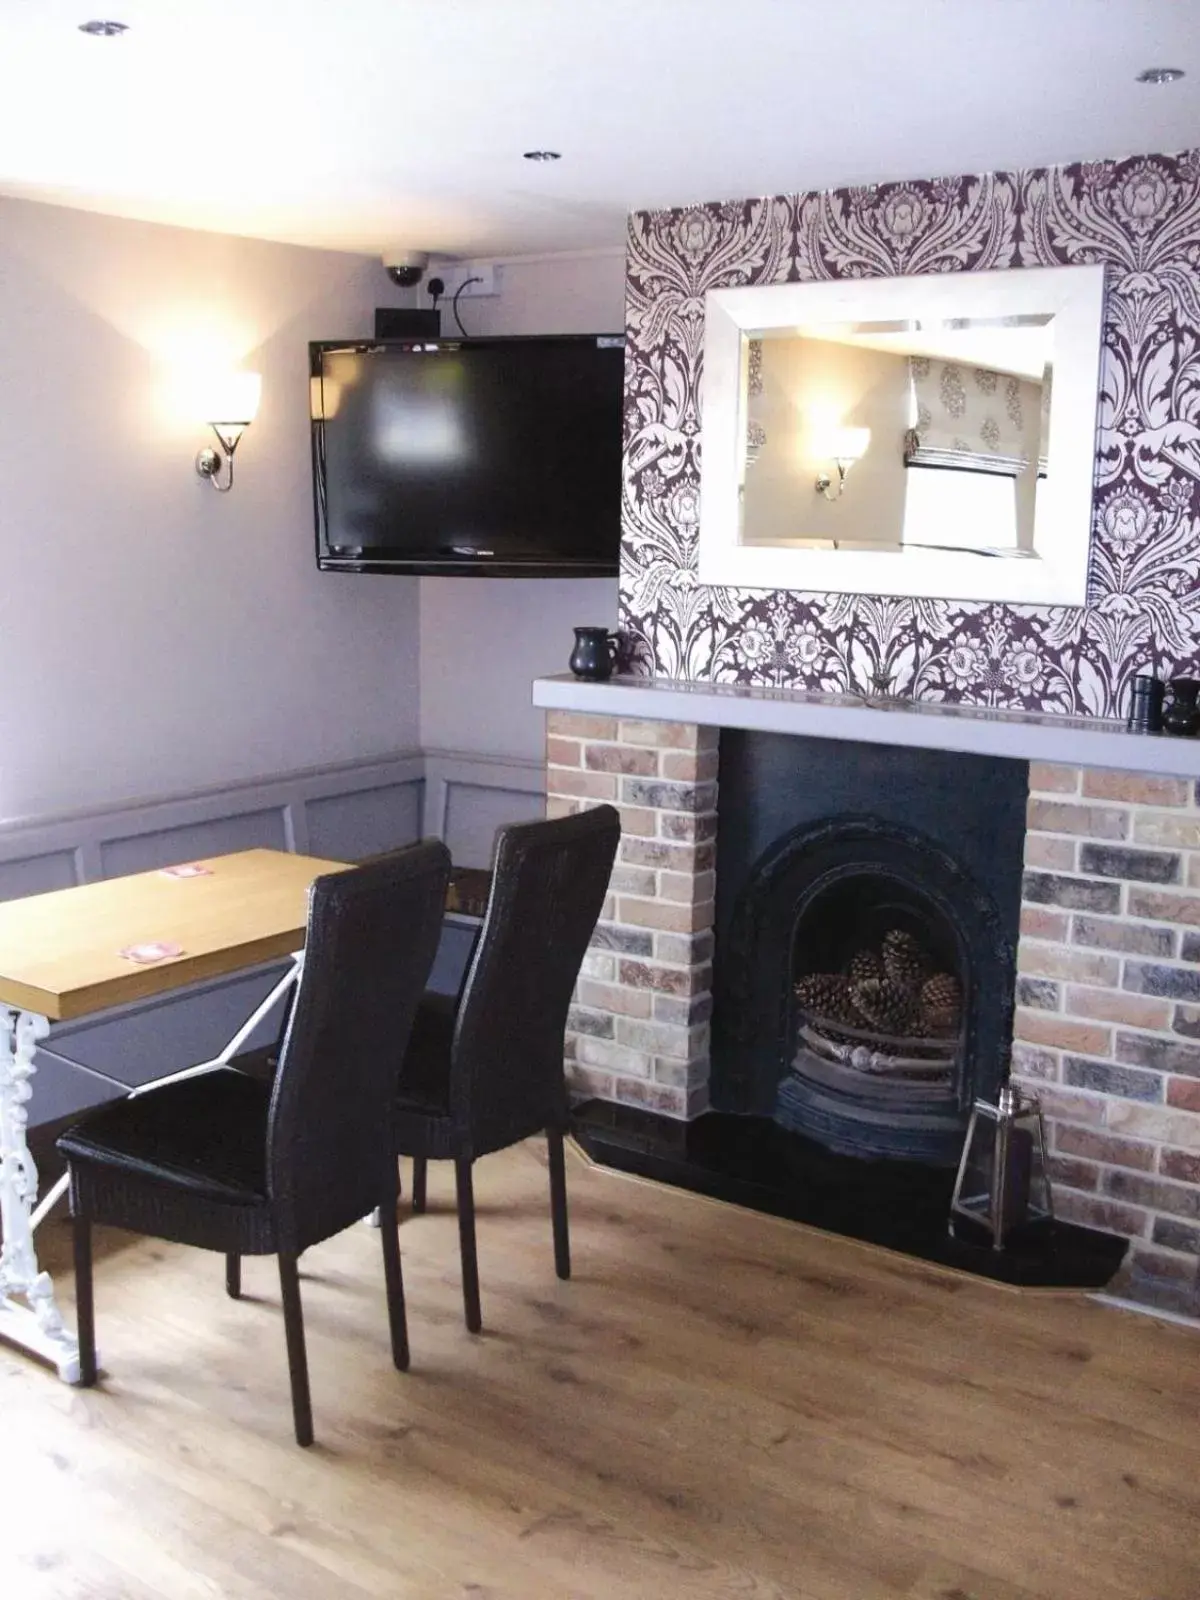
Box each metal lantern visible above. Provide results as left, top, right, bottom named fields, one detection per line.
left=949, top=1083, right=1053, bottom=1249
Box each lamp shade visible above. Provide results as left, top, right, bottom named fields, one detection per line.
left=200, top=370, right=261, bottom=427
left=828, top=426, right=870, bottom=464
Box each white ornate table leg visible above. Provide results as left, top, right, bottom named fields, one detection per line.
left=24, top=956, right=306, bottom=1237
left=0, top=1007, right=82, bottom=1382
left=2, top=954, right=306, bottom=1381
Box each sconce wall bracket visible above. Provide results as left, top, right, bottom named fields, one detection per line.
left=195, top=424, right=247, bottom=493
left=195, top=444, right=234, bottom=493
left=815, top=462, right=850, bottom=502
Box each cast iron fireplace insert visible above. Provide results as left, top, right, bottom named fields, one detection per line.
left=711, top=732, right=1023, bottom=1156
left=722, top=813, right=1010, bottom=1165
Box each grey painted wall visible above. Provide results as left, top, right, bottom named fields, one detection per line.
left=0, top=194, right=419, bottom=822
left=0, top=213, right=626, bottom=1133
left=420, top=576, right=619, bottom=759
left=0, top=199, right=636, bottom=1153
left=418, top=251, right=626, bottom=762
left=0, top=203, right=628, bottom=811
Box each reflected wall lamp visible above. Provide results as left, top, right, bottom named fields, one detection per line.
left=195, top=371, right=261, bottom=493
left=814, top=426, right=870, bottom=502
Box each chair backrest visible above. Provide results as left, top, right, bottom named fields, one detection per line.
left=267, top=840, right=451, bottom=1253
left=450, top=806, right=620, bottom=1155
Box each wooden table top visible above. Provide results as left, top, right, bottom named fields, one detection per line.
left=0, top=848, right=350, bottom=1022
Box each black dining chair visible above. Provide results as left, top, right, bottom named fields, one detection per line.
left=395, top=806, right=620, bottom=1332
left=57, top=839, right=452, bottom=1447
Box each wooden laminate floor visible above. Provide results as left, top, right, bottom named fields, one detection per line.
left=3, top=1141, right=1199, bottom=1599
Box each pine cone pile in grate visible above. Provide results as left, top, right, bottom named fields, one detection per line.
left=850, top=977, right=918, bottom=1035
left=794, top=972, right=858, bottom=1023
left=795, top=927, right=961, bottom=1041
left=919, top=972, right=962, bottom=1036
left=848, top=948, right=885, bottom=984
left=881, top=929, right=928, bottom=992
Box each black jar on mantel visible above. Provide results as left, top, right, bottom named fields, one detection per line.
left=569, top=626, right=621, bottom=682
left=1127, top=673, right=1165, bottom=733
left=1163, top=677, right=1200, bottom=737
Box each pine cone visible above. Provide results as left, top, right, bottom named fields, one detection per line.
left=850, top=977, right=917, bottom=1035
left=919, top=972, right=962, bottom=1036
left=794, top=973, right=856, bottom=1023
left=847, top=948, right=885, bottom=984
left=882, top=929, right=928, bottom=993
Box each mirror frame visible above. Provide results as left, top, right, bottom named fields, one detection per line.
left=697, top=264, right=1106, bottom=605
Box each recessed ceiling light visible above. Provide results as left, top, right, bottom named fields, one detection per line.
left=1136, top=66, right=1185, bottom=84
left=523, top=150, right=562, bottom=162
left=78, top=19, right=128, bottom=35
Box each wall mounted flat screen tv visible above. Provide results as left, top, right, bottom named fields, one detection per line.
left=310, top=334, right=626, bottom=576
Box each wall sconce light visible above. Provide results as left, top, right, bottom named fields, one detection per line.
left=814, top=426, right=870, bottom=502
left=194, top=371, right=261, bottom=493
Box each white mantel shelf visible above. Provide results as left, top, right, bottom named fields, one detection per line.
left=532, top=675, right=1200, bottom=780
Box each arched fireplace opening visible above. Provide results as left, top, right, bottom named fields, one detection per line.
left=715, top=816, right=1016, bottom=1166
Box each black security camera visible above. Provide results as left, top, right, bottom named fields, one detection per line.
left=382, top=249, right=429, bottom=288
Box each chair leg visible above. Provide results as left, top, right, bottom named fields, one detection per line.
left=454, top=1158, right=482, bottom=1334
left=277, top=1254, right=313, bottom=1448
left=72, top=1206, right=98, bottom=1388
left=547, top=1126, right=571, bottom=1281
left=225, top=1253, right=241, bottom=1299
left=378, top=1197, right=410, bottom=1372
left=410, top=1156, right=428, bottom=1215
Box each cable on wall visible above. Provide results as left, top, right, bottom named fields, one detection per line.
left=452, top=277, right=483, bottom=338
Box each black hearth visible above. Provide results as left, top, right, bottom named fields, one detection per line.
left=570, top=1100, right=1128, bottom=1290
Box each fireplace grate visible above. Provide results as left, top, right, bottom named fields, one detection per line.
left=776, top=885, right=976, bottom=1161
left=794, top=1014, right=957, bottom=1082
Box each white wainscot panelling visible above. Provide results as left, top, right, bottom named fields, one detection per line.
left=422, top=749, right=546, bottom=869
left=3, top=748, right=543, bottom=1128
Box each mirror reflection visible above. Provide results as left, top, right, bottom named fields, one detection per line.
left=739, top=315, right=1054, bottom=560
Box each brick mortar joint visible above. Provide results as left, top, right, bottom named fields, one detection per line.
left=1020, top=945, right=1200, bottom=976
left=1020, top=1002, right=1200, bottom=1039
left=1027, top=796, right=1199, bottom=810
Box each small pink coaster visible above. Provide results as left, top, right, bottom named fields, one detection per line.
left=119, top=941, right=184, bottom=965
left=159, top=863, right=213, bottom=879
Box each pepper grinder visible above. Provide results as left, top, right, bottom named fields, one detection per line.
left=1126, top=674, right=1165, bottom=733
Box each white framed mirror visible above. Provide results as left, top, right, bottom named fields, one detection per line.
left=698, top=265, right=1106, bottom=605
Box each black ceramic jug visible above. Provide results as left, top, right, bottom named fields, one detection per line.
left=1163, top=678, right=1200, bottom=737
left=569, top=627, right=620, bottom=681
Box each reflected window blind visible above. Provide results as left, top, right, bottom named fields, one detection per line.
left=904, top=357, right=1047, bottom=478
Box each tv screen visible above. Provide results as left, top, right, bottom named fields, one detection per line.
left=310, top=334, right=626, bottom=576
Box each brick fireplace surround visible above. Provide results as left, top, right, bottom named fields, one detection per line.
left=545, top=704, right=1200, bottom=1318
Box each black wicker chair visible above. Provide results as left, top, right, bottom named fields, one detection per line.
left=57, top=840, right=452, bottom=1447
left=396, top=806, right=620, bottom=1332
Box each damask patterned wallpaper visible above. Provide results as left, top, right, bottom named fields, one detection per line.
left=619, top=151, right=1200, bottom=717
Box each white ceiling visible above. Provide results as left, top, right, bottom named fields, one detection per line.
left=791, top=321, right=1053, bottom=381
left=1, top=0, right=1198, bottom=259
